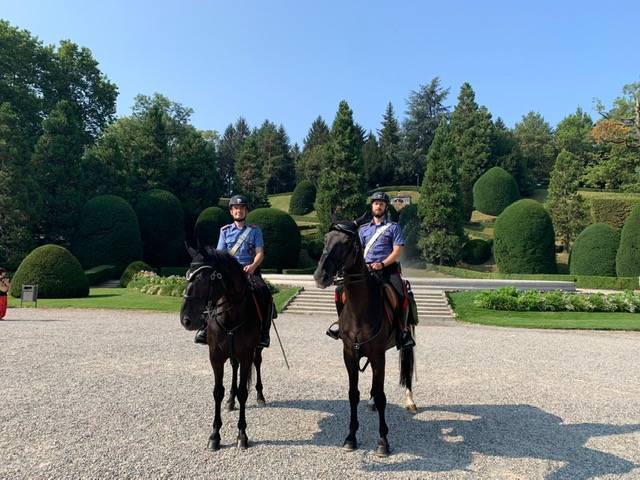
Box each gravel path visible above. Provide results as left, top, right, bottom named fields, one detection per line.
left=2, top=308, right=640, bottom=479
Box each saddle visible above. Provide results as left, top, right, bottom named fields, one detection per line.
left=340, top=281, right=397, bottom=326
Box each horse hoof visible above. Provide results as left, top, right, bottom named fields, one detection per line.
left=207, top=438, right=221, bottom=451
left=225, top=402, right=236, bottom=412
left=367, top=403, right=377, bottom=412
left=256, top=398, right=266, bottom=407
left=405, top=403, right=417, bottom=413
left=375, top=443, right=390, bottom=457
left=237, top=437, right=249, bottom=449
left=343, top=439, right=358, bottom=451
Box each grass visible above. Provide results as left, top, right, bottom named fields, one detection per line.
left=8, top=287, right=301, bottom=314
left=448, top=291, right=640, bottom=330
left=268, top=193, right=320, bottom=224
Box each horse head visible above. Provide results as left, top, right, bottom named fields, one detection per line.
left=313, top=212, right=368, bottom=289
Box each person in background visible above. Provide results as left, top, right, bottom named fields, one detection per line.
left=0, top=267, right=10, bottom=320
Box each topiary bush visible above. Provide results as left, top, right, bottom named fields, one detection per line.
left=135, top=189, right=186, bottom=267
left=302, top=236, right=324, bottom=261
left=10, top=245, right=89, bottom=298
left=289, top=181, right=317, bottom=215
left=194, top=206, right=232, bottom=249
left=590, top=197, right=640, bottom=229
left=569, top=223, right=620, bottom=276
left=120, top=260, right=153, bottom=287
left=72, top=195, right=142, bottom=274
left=493, top=199, right=557, bottom=274
left=246, top=208, right=301, bottom=270
left=462, top=239, right=492, bottom=265
left=616, top=204, right=640, bottom=277
left=473, top=166, right=520, bottom=216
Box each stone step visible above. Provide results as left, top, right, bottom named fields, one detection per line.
left=95, top=280, right=121, bottom=288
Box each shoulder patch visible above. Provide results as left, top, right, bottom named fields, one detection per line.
left=221, top=224, right=231, bottom=230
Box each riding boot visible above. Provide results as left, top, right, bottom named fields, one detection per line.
left=257, top=300, right=272, bottom=348
left=327, top=286, right=343, bottom=340
left=396, top=307, right=415, bottom=350
left=194, top=322, right=208, bottom=345
left=326, top=321, right=340, bottom=340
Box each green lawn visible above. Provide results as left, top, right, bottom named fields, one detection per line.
left=8, top=287, right=300, bottom=314
left=268, top=193, right=319, bottom=224
left=448, top=291, right=640, bottom=330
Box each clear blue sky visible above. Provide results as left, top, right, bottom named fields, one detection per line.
left=2, top=0, right=638, bottom=145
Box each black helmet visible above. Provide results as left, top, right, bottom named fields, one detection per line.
left=370, top=191, right=390, bottom=204
left=229, top=194, right=248, bottom=207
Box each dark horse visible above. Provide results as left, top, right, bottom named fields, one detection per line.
left=180, top=247, right=264, bottom=450
left=313, top=217, right=416, bottom=457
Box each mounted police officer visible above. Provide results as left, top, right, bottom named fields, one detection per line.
left=327, top=191, right=415, bottom=350
left=194, top=194, right=273, bottom=348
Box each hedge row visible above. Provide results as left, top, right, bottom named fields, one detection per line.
left=474, top=287, right=640, bottom=313
left=590, top=197, right=640, bottom=228
left=85, top=265, right=116, bottom=286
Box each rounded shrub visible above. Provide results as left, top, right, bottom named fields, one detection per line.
left=493, top=199, right=557, bottom=274
left=473, top=166, right=520, bottom=216
left=616, top=204, right=640, bottom=277
left=120, top=260, right=153, bottom=287
left=289, top=181, right=317, bottom=216
left=246, top=208, right=301, bottom=270
left=569, top=224, right=620, bottom=276
left=72, top=195, right=142, bottom=274
left=10, top=245, right=89, bottom=298
left=135, top=189, right=186, bottom=267
left=194, top=207, right=232, bottom=249
left=462, top=239, right=492, bottom=265
left=302, top=236, right=324, bottom=261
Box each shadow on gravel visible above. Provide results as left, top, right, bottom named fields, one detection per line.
left=262, top=400, right=640, bottom=480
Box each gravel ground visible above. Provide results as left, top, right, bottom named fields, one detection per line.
left=1, top=308, right=640, bottom=479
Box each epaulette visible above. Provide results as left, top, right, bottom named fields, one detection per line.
left=221, top=224, right=231, bottom=230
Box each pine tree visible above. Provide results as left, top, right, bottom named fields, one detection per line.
left=31, top=100, right=86, bottom=245
left=555, top=108, right=594, bottom=163
left=299, top=116, right=331, bottom=184
left=234, top=135, right=267, bottom=208
left=546, top=150, right=589, bottom=251
left=491, top=117, right=534, bottom=195
left=418, top=120, right=465, bottom=265
left=514, top=112, right=557, bottom=185
left=375, top=102, right=399, bottom=186
left=302, top=116, right=330, bottom=153
left=316, top=101, right=366, bottom=231
left=362, top=132, right=385, bottom=188
left=450, top=82, right=494, bottom=220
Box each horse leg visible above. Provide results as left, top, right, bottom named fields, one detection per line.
left=236, top=354, right=252, bottom=449
left=225, top=358, right=238, bottom=411
left=400, top=340, right=417, bottom=413
left=343, top=348, right=359, bottom=451
left=208, top=360, right=225, bottom=451
left=254, top=347, right=266, bottom=406
left=370, top=355, right=390, bottom=457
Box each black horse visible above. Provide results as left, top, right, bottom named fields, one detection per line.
left=313, top=217, right=416, bottom=457
left=180, top=247, right=264, bottom=450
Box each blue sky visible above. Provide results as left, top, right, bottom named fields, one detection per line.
left=2, top=0, right=638, bottom=144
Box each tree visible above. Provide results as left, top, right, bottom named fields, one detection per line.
left=514, top=112, right=556, bottom=185
left=316, top=100, right=366, bottom=231
left=374, top=102, right=399, bottom=186
left=400, top=77, right=450, bottom=184
left=31, top=100, right=86, bottom=245
left=302, top=116, right=330, bottom=153
left=362, top=132, right=386, bottom=187
left=555, top=107, right=595, bottom=161
left=491, top=118, right=534, bottom=195
left=450, top=83, right=494, bottom=219
left=546, top=150, right=589, bottom=251
left=234, top=135, right=267, bottom=208
left=418, top=120, right=465, bottom=265
left=298, top=116, right=331, bottom=184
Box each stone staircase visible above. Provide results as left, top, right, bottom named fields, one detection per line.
left=283, top=285, right=454, bottom=323
left=95, top=280, right=121, bottom=288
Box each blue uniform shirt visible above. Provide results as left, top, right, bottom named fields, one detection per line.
left=216, top=223, right=264, bottom=266
left=359, top=219, right=405, bottom=263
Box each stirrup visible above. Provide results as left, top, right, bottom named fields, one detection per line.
left=194, top=327, right=208, bottom=345
left=326, top=321, right=340, bottom=340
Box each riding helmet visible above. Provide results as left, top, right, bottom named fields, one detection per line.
left=370, top=191, right=390, bottom=204
left=228, top=194, right=249, bottom=207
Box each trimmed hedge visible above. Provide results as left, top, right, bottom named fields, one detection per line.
left=246, top=208, right=301, bottom=270
left=85, top=265, right=116, bottom=286
left=289, top=181, right=317, bottom=215
left=616, top=204, right=640, bottom=277
left=590, top=197, right=640, bottom=229
left=72, top=195, right=142, bottom=273
left=462, top=239, right=492, bottom=265
left=473, top=167, right=520, bottom=216
left=10, top=245, right=89, bottom=298
left=302, top=236, right=324, bottom=261
left=434, top=265, right=639, bottom=290
left=494, top=199, right=556, bottom=274
left=120, top=260, right=153, bottom=287
left=135, top=189, right=186, bottom=267
left=569, top=224, right=620, bottom=276
left=194, top=206, right=232, bottom=249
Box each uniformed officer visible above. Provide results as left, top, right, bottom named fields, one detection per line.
left=194, top=194, right=273, bottom=347
left=327, top=191, right=415, bottom=350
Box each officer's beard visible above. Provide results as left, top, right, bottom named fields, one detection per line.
left=372, top=209, right=386, bottom=219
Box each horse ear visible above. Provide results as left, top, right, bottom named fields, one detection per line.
left=185, top=241, right=198, bottom=259
left=354, top=211, right=369, bottom=227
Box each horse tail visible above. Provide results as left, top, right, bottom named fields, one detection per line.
left=399, top=345, right=414, bottom=388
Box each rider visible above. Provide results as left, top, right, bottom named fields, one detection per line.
left=327, top=191, right=415, bottom=350
left=194, top=194, right=273, bottom=348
